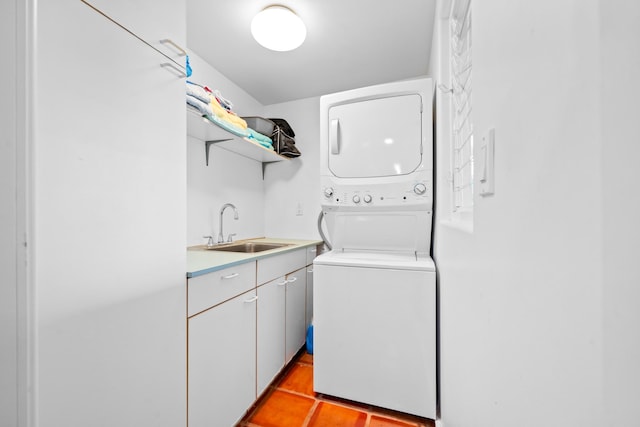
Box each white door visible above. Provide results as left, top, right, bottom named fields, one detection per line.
left=314, top=263, right=436, bottom=418
left=188, top=289, right=257, bottom=427
left=80, top=0, right=186, bottom=61
left=328, top=94, right=423, bottom=178
left=285, top=268, right=307, bottom=363
left=34, top=1, right=186, bottom=425
left=256, top=277, right=286, bottom=396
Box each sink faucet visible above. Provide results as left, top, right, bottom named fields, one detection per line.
left=218, top=203, right=239, bottom=243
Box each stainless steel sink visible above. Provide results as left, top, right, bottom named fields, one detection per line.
left=208, top=242, right=290, bottom=253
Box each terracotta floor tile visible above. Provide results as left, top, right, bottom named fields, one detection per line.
left=369, top=415, right=419, bottom=427
left=299, top=352, right=314, bottom=365
left=307, top=401, right=367, bottom=427
left=371, top=407, right=434, bottom=427
left=249, top=389, right=315, bottom=427
left=278, top=363, right=315, bottom=397
left=242, top=351, right=436, bottom=427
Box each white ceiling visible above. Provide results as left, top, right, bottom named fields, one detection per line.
left=186, top=0, right=436, bottom=105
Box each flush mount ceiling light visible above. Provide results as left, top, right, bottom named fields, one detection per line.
left=251, top=5, right=307, bottom=52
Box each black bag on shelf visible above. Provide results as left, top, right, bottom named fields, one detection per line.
left=269, top=118, right=301, bottom=158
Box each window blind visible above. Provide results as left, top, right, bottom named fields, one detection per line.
left=450, top=0, right=473, bottom=213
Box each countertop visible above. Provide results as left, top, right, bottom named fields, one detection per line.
left=186, top=237, right=322, bottom=278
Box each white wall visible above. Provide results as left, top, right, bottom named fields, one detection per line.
left=263, top=97, right=323, bottom=240
left=434, top=0, right=640, bottom=427
left=601, top=1, right=640, bottom=425
left=186, top=53, right=267, bottom=246
left=0, top=1, right=18, bottom=425
left=434, top=1, right=607, bottom=426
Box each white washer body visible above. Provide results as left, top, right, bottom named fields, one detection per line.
left=315, top=78, right=436, bottom=418
left=314, top=252, right=436, bottom=417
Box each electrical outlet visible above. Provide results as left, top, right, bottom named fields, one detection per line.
left=296, top=202, right=304, bottom=216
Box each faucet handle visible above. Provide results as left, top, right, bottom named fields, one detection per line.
left=226, top=233, right=237, bottom=243
left=202, top=235, right=215, bottom=247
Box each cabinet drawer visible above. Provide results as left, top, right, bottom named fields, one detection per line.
left=257, top=249, right=306, bottom=285
left=188, top=262, right=256, bottom=316
left=306, top=245, right=319, bottom=266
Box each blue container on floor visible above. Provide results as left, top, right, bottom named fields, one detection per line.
left=306, top=324, right=313, bottom=354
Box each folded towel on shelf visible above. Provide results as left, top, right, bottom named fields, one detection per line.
left=246, top=128, right=274, bottom=149
left=210, top=96, right=248, bottom=129
left=186, top=81, right=211, bottom=104
left=253, top=139, right=274, bottom=150
left=202, top=113, right=250, bottom=139
left=186, top=94, right=214, bottom=116
left=214, top=90, right=234, bottom=111
left=187, top=80, right=275, bottom=153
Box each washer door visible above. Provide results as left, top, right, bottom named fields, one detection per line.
left=327, top=94, right=423, bottom=178
left=313, top=263, right=437, bottom=418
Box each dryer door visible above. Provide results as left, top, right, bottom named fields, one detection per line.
left=328, top=94, right=423, bottom=178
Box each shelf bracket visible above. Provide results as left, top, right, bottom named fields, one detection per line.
left=261, top=161, right=279, bottom=179
left=205, top=139, right=232, bottom=166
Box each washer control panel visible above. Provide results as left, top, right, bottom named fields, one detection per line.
left=321, top=179, right=432, bottom=209
left=413, top=183, right=427, bottom=195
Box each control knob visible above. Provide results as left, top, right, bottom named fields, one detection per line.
left=324, top=187, right=334, bottom=198
left=413, top=183, right=427, bottom=195
left=352, top=195, right=361, bottom=203
left=363, top=194, right=372, bottom=203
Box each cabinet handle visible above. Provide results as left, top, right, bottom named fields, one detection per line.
left=309, top=248, right=317, bottom=253
left=160, top=39, right=187, bottom=56
left=277, top=280, right=287, bottom=286
left=160, top=62, right=187, bottom=78
left=221, top=273, right=239, bottom=280
left=307, top=268, right=314, bottom=273
left=287, top=277, right=298, bottom=284
left=244, top=295, right=258, bottom=303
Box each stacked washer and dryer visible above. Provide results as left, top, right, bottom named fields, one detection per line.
left=313, top=78, right=436, bottom=419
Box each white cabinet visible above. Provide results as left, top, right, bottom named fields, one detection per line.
left=306, top=266, right=314, bottom=331
left=188, top=289, right=257, bottom=427
left=285, top=267, right=307, bottom=363
left=32, top=1, right=186, bottom=426
left=257, top=248, right=306, bottom=285
left=257, top=249, right=307, bottom=365
left=305, top=245, right=320, bottom=331
left=187, top=262, right=256, bottom=316
left=80, top=0, right=186, bottom=62
left=256, top=276, right=286, bottom=396
left=306, top=245, right=319, bottom=266
left=188, top=246, right=316, bottom=426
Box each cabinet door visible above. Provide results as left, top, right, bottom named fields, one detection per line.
left=285, top=267, right=307, bottom=363
left=188, top=261, right=256, bottom=316
left=257, top=249, right=306, bottom=285
left=305, top=266, right=314, bottom=331
left=256, top=277, right=286, bottom=396
left=188, top=289, right=257, bottom=427
left=35, top=1, right=186, bottom=426
left=80, top=0, right=186, bottom=62
left=305, top=246, right=319, bottom=331
left=306, top=245, right=319, bottom=266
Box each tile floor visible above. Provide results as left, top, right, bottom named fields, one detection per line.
left=238, top=351, right=435, bottom=427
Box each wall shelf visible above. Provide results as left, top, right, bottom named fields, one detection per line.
left=187, top=107, right=288, bottom=171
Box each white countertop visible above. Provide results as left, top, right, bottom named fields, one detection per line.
left=186, top=237, right=322, bottom=278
